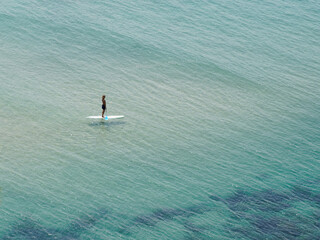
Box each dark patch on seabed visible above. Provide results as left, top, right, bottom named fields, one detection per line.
left=117, top=180, right=320, bottom=239
left=210, top=181, right=320, bottom=239
left=2, top=208, right=109, bottom=240
left=3, top=179, right=320, bottom=239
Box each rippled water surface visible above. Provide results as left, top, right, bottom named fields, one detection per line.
left=1, top=0, right=320, bottom=239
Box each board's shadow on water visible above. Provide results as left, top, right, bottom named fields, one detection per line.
left=88, top=121, right=126, bottom=127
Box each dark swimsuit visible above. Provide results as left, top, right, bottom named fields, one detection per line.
left=102, top=104, right=106, bottom=110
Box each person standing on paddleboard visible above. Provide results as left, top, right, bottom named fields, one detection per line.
left=102, top=95, right=106, bottom=118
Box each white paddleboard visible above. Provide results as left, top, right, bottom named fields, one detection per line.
left=87, top=115, right=124, bottom=120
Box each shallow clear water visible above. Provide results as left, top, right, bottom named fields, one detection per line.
left=1, top=0, right=320, bottom=239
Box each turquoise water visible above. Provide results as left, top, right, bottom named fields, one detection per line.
left=1, top=0, right=320, bottom=239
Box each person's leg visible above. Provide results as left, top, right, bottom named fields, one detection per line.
left=102, top=109, right=105, bottom=117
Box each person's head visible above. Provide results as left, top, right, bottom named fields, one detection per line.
left=102, top=95, right=105, bottom=100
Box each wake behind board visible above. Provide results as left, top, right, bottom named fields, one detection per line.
left=87, top=115, right=124, bottom=120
